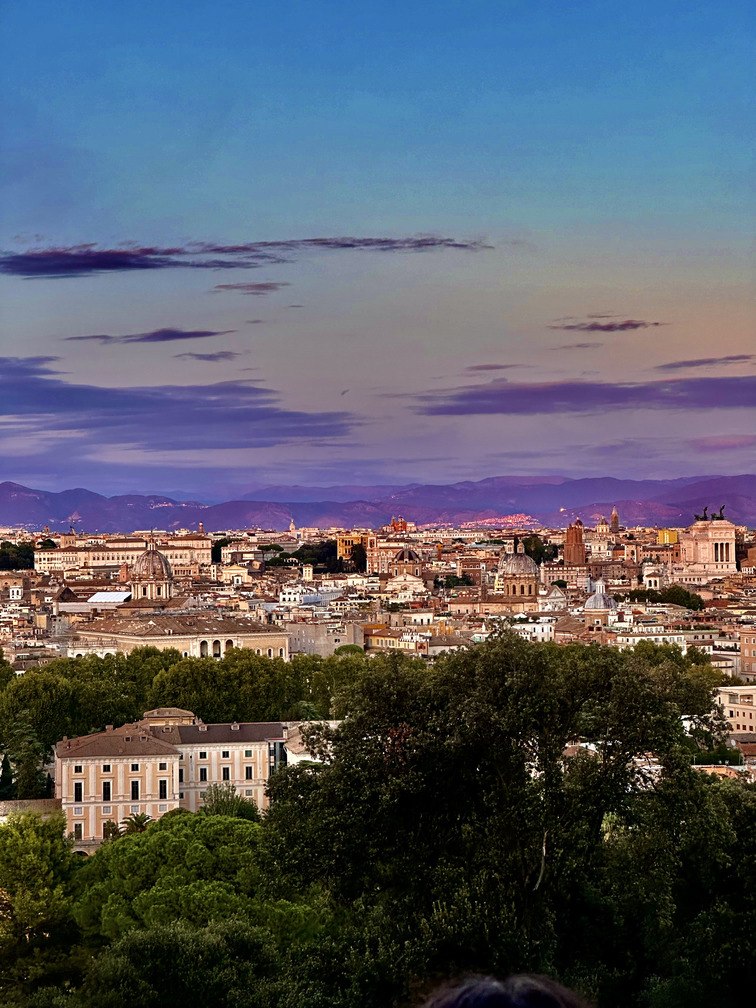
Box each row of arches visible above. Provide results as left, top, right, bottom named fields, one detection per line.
left=198, top=640, right=286, bottom=659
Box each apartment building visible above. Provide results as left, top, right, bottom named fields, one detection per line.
left=55, top=708, right=292, bottom=848
left=716, top=685, right=756, bottom=735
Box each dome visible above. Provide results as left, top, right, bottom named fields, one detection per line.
left=584, top=578, right=617, bottom=611
left=393, top=546, right=421, bottom=563
left=499, top=541, right=538, bottom=576
left=132, top=540, right=172, bottom=581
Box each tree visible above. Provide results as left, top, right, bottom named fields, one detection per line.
left=210, top=537, right=231, bottom=563
left=2, top=716, right=47, bottom=798
left=0, top=752, right=14, bottom=799
left=37, top=539, right=58, bottom=550
left=0, top=541, right=34, bottom=570
left=76, top=919, right=277, bottom=1008
left=350, top=543, right=367, bottom=572
left=120, top=812, right=152, bottom=834
left=265, top=636, right=731, bottom=1006
left=0, top=813, right=81, bottom=1003
left=199, top=783, right=260, bottom=821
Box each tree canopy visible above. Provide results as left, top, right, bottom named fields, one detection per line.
left=0, top=636, right=751, bottom=1008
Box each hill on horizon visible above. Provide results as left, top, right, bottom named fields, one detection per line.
left=0, top=474, right=754, bottom=532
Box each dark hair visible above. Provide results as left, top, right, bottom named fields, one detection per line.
left=421, top=974, right=591, bottom=1008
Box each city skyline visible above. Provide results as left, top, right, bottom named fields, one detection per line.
left=1, top=1, right=753, bottom=497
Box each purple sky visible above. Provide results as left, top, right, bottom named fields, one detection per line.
left=1, top=2, right=753, bottom=499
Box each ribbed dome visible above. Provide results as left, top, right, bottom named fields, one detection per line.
left=393, top=546, right=421, bottom=563
left=584, top=579, right=617, bottom=611
left=132, top=541, right=172, bottom=581
left=499, top=542, right=538, bottom=576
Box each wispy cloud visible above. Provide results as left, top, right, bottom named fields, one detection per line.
left=412, top=374, right=756, bottom=416
left=0, top=357, right=354, bottom=454
left=687, top=434, right=756, bottom=452
left=213, top=282, right=289, bottom=296
left=549, top=317, right=666, bottom=332
left=174, top=351, right=244, bottom=362
left=0, top=235, right=492, bottom=278
left=655, top=354, right=755, bottom=372
left=65, top=328, right=233, bottom=345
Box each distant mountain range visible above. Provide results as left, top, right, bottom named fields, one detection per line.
left=0, top=475, right=754, bottom=533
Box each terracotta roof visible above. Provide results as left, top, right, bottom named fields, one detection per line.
left=56, top=724, right=179, bottom=759
left=78, top=612, right=283, bottom=637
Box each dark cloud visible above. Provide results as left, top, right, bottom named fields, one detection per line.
left=655, top=354, right=755, bottom=372
left=65, top=328, right=233, bottom=345
left=174, top=351, right=244, bottom=362
left=549, top=318, right=665, bottom=332
left=213, top=282, right=289, bottom=296
left=0, top=235, right=492, bottom=278
left=245, top=319, right=266, bottom=324
left=465, top=364, right=525, bottom=372
left=556, top=342, right=603, bottom=350
left=0, top=356, right=354, bottom=452
left=413, top=374, right=756, bottom=416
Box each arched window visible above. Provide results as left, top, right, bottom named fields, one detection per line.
left=225, top=639, right=234, bottom=652
left=213, top=640, right=221, bottom=657
left=267, top=648, right=273, bottom=658
left=200, top=640, right=209, bottom=657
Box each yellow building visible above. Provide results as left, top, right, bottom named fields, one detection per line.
left=657, top=529, right=679, bottom=545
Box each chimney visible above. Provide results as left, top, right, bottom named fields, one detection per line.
left=231, top=722, right=239, bottom=731
left=106, top=725, right=113, bottom=731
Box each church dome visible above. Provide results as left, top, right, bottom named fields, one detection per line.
left=132, top=541, right=172, bottom=581
left=393, top=546, right=421, bottom=563
left=584, top=579, right=617, bottom=611
left=499, top=542, right=538, bottom=576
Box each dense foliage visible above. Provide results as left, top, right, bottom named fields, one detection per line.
left=0, top=542, right=34, bottom=570
left=1, top=637, right=752, bottom=1008
left=618, top=586, right=706, bottom=610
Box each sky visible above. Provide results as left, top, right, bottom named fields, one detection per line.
left=1, top=1, right=753, bottom=500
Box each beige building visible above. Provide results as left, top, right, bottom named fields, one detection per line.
left=55, top=708, right=289, bottom=848
left=35, top=533, right=212, bottom=575
left=677, top=517, right=738, bottom=585
left=73, top=612, right=290, bottom=660
left=716, top=685, right=756, bottom=735
left=740, top=630, right=756, bottom=684
left=55, top=725, right=181, bottom=848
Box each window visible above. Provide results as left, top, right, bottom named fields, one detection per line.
left=159, top=762, right=167, bottom=771
left=158, top=803, right=167, bottom=812
left=130, top=804, right=139, bottom=813
left=199, top=751, right=207, bottom=759
left=103, top=806, right=112, bottom=815
left=159, top=780, right=167, bottom=800
left=221, top=750, right=229, bottom=758
left=179, top=791, right=184, bottom=799
left=199, top=767, right=207, bottom=782
left=245, top=789, right=254, bottom=796
left=178, top=768, right=184, bottom=783
left=102, top=781, right=111, bottom=801
left=73, top=806, right=83, bottom=815
left=73, top=823, right=83, bottom=840
left=131, top=763, right=139, bottom=772
left=245, top=766, right=253, bottom=780
left=74, top=765, right=82, bottom=774
left=131, top=780, right=139, bottom=800
left=244, top=749, right=252, bottom=758
left=74, top=782, right=83, bottom=802
left=102, top=764, right=111, bottom=772
left=222, top=767, right=230, bottom=781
